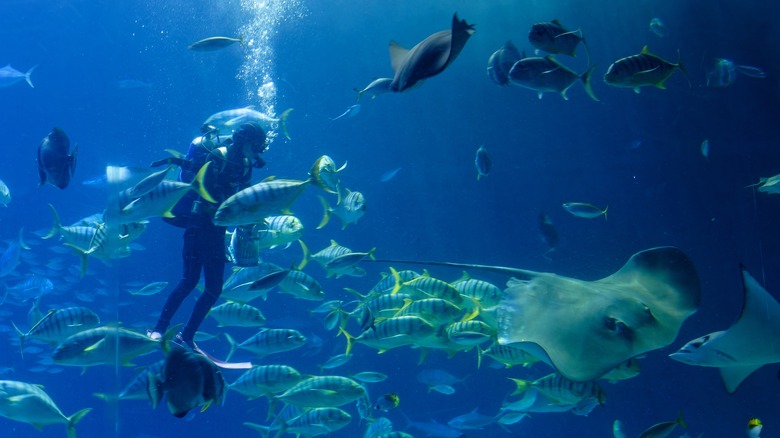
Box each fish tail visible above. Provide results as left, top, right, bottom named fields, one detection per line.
left=676, top=410, right=687, bottom=428
left=17, top=227, right=30, bottom=251
left=338, top=326, right=355, bottom=355
left=243, top=422, right=271, bottom=438
left=316, top=195, right=331, bottom=229
left=66, top=408, right=92, bottom=438
left=509, top=377, right=531, bottom=396
left=343, top=287, right=367, bottom=300
left=43, top=204, right=62, bottom=239
left=353, top=87, right=364, bottom=102
left=582, top=35, right=591, bottom=66
left=192, top=162, right=217, bottom=203
left=296, top=239, right=310, bottom=270
left=580, top=64, right=599, bottom=102
left=676, top=50, right=690, bottom=87
left=63, top=243, right=91, bottom=278
left=603, top=205, right=608, bottom=221
left=147, top=371, right=163, bottom=410
left=476, top=346, right=484, bottom=369
left=390, top=267, right=402, bottom=295
left=224, top=332, right=238, bottom=362
left=24, top=65, right=37, bottom=88
left=278, top=108, right=294, bottom=140
left=11, top=321, right=25, bottom=358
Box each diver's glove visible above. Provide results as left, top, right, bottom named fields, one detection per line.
left=150, top=157, right=192, bottom=169
left=252, top=157, right=266, bottom=169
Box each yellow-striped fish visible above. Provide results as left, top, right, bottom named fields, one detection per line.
left=604, top=46, right=689, bottom=93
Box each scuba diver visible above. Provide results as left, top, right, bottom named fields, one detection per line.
left=147, top=122, right=267, bottom=351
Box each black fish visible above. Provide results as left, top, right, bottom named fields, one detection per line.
left=487, top=40, right=523, bottom=86
left=37, top=127, right=78, bottom=189
left=148, top=347, right=226, bottom=418
left=388, top=13, right=475, bottom=92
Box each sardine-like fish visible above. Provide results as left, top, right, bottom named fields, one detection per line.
left=37, top=127, right=78, bottom=189
left=508, top=56, right=598, bottom=101
left=487, top=40, right=523, bottom=86
left=604, top=46, right=689, bottom=93
left=389, top=13, right=475, bottom=92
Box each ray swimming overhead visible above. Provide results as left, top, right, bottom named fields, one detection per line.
left=388, top=13, right=475, bottom=92
left=371, top=247, right=701, bottom=382
left=669, top=267, right=780, bottom=393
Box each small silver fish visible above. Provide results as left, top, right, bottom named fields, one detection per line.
left=188, top=36, right=243, bottom=51
left=562, top=202, right=608, bottom=220
left=330, top=104, right=361, bottom=121
left=475, top=145, right=491, bottom=180
left=700, top=139, right=710, bottom=161
left=354, top=78, right=392, bottom=101
left=0, top=64, right=36, bottom=88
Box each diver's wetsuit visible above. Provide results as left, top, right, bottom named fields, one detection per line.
left=153, top=143, right=252, bottom=346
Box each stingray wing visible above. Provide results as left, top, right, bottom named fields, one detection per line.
left=497, top=247, right=700, bottom=382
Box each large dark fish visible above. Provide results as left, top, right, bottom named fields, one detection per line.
left=487, top=40, right=523, bottom=86
left=388, top=13, right=475, bottom=92
left=148, top=347, right=226, bottom=418
left=37, top=127, right=78, bottom=189
left=529, top=20, right=590, bottom=63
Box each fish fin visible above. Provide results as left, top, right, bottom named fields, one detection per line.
left=580, top=65, right=599, bottom=101
left=278, top=108, right=293, bottom=140
left=317, top=196, right=331, bottom=229
left=388, top=41, right=409, bottom=73
left=70, top=144, right=79, bottom=177
left=676, top=49, right=691, bottom=87
left=24, top=65, right=37, bottom=88
left=147, top=371, right=163, bottom=410
left=192, top=162, right=216, bottom=203
left=66, top=408, right=92, bottom=438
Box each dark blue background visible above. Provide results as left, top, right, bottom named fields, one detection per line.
left=1, top=0, right=778, bottom=437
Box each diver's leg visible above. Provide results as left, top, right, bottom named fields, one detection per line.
left=153, top=230, right=202, bottom=334
left=179, top=227, right=226, bottom=344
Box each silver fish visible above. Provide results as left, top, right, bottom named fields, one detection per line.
left=188, top=36, right=243, bottom=51
left=562, top=202, right=608, bottom=220
left=0, top=64, right=36, bottom=88
left=509, top=56, right=598, bottom=101
left=354, top=78, right=393, bottom=101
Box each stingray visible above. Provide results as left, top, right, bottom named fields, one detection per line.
left=388, top=13, right=475, bottom=92
left=370, top=247, right=700, bottom=382
left=669, top=267, right=780, bottom=393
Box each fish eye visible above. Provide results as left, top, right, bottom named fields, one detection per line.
left=604, top=317, right=631, bottom=340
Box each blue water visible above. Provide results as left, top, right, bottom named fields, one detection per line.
left=1, top=0, right=779, bottom=437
